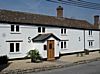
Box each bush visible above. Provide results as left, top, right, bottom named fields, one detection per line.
left=0, top=55, right=8, bottom=65
left=27, top=49, right=42, bottom=62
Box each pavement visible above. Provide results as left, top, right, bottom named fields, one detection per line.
left=1, top=51, right=100, bottom=74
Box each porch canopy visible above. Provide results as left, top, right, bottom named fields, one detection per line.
left=32, top=33, right=60, bottom=42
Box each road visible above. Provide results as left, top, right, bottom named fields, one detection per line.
left=28, top=60, right=100, bottom=74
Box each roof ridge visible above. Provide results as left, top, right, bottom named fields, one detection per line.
left=0, top=9, right=56, bottom=18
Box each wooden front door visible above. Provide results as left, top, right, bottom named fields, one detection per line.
left=47, top=40, right=55, bottom=60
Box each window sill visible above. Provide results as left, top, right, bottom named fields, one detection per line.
left=61, top=48, right=68, bottom=50
left=89, top=46, right=93, bottom=48
left=10, top=32, right=21, bottom=34
left=88, top=35, right=93, bottom=37
left=61, top=34, right=68, bottom=36
left=38, top=32, right=45, bottom=34
left=9, top=52, right=21, bottom=54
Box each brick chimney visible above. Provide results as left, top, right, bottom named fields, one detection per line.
left=94, top=15, right=99, bottom=29
left=56, top=6, right=63, bottom=18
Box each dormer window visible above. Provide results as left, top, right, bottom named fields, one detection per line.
left=89, top=30, right=92, bottom=36
left=61, top=28, right=66, bottom=35
left=11, top=25, right=19, bottom=32
left=38, top=27, right=45, bottom=33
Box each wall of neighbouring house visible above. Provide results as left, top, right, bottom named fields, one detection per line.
left=60, top=29, right=84, bottom=54
left=85, top=30, right=100, bottom=50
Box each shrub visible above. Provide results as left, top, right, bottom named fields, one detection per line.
left=0, top=55, right=8, bottom=65
left=27, top=49, right=42, bottom=62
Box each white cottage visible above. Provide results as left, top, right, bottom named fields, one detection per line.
left=0, top=6, right=100, bottom=60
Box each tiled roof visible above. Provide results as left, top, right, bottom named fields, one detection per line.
left=0, top=9, right=95, bottom=29
left=32, top=33, right=60, bottom=42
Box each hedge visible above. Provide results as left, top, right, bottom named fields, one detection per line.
left=0, top=55, right=8, bottom=65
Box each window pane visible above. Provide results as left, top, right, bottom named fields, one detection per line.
left=64, top=29, right=66, bottom=34
left=11, top=25, right=14, bottom=31
left=44, top=45, right=47, bottom=50
left=89, top=30, right=90, bottom=35
left=42, top=27, right=45, bottom=32
left=16, top=25, right=19, bottom=32
left=61, top=42, right=63, bottom=48
left=89, top=42, right=90, bottom=46
left=64, top=41, right=66, bottom=48
left=16, top=43, right=20, bottom=52
left=49, top=43, right=52, bottom=49
left=61, top=29, right=63, bottom=34
left=89, top=30, right=92, bottom=35
left=10, top=43, right=14, bottom=52
left=38, top=27, right=41, bottom=32
left=91, top=30, right=92, bottom=35
left=91, top=42, right=93, bottom=46
left=89, top=41, right=92, bottom=46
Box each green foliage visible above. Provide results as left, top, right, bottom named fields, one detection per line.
left=27, top=49, right=42, bottom=62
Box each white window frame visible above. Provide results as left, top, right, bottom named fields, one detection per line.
left=61, top=41, right=68, bottom=49
left=38, top=27, right=45, bottom=33
left=10, top=43, right=20, bottom=53
left=11, top=25, right=20, bottom=33
left=61, top=28, right=67, bottom=35
left=89, top=41, right=94, bottom=48
left=89, top=30, right=92, bottom=36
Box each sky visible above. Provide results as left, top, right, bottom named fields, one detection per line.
left=0, top=0, right=100, bottom=24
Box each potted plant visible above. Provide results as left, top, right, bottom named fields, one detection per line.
left=27, top=49, right=42, bottom=63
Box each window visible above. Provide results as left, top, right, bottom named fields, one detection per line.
left=42, top=27, right=45, bottom=32
left=44, top=45, right=47, bottom=50
left=11, top=25, right=19, bottom=32
left=16, top=43, right=20, bottom=52
left=89, top=30, right=92, bottom=36
left=10, top=43, right=14, bottom=52
left=61, top=29, right=63, bottom=34
left=16, top=25, right=19, bottom=32
left=49, top=43, right=52, bottom=49
left=61, top=41, right=67, bottom=49
left=61, top=28, right=67, bottom=35
left=38, top=27, right=41, bottom=33
left=89, top=42, right=90, bottom=46
left=38, top=27, right=45, bottom=33
left=89, top=41, right=93, bottom=47
left=64, top=41, right=66, bottom=48
left=61, top=42, right=63, bottom=48
left=10, top=43, right=20, bottom=52
left=64, top=29, right=66, bottom=34
left=11, top=25, right=14, bottom=31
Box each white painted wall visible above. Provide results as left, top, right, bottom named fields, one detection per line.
left=0, top=24, right=38, bottom=59
left=0, top=24, right=9, bottom=56
left=0, top=24, right=61, bottom=59
left=0, top=23, right=100, bottom=59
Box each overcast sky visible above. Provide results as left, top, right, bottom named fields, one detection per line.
left=0, top=0, right=100, bottom=24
